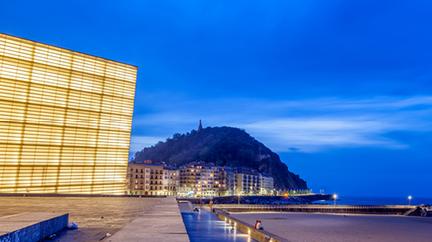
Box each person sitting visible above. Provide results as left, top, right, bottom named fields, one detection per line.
left=254, top=220, right=264, bottom=230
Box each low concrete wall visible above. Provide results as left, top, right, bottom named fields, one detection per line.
left=214, top=204, right=414, bottom=215
left=214, top=209, right=286, bottom=242
left=0, top=212, right=68, bottom=242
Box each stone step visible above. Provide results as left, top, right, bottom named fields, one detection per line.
left=0, top=212, right=68, bottom=242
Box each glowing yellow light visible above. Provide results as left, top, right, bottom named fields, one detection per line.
left=0, top=33, right=137, bottom=194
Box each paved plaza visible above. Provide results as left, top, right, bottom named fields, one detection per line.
left=0, top=196, right=187, bottom=241
left=231, top=212, right=432, bottom=242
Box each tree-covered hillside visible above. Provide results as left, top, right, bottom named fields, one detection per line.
left=133, top=126, right=307, bottom=190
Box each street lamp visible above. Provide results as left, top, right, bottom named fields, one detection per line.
left=333, top=194, right=338, bottom=206
left=408, top=195, right=413, bottom=206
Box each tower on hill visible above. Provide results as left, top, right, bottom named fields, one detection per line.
left=198, top=120, right=203, bottom=131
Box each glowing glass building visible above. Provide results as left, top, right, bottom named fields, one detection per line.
left=0, top=33, right=137, bottom=194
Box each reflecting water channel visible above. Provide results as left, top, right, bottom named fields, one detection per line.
left=181, top=209, right=254, bottom=242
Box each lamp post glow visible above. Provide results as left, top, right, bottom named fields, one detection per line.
left=333, top=194, right=338, bottom=206
left=408, top=195, right=413, bottom=206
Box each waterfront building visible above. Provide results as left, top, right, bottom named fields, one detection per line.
left=166, top=169, right=179, bottom=196
left=178, top=161, right=226, bottom=197
left=0, top=33, right=137, bottom=194
left=235, top=169, right=261, bottom=195
left=259, top=174, right=274, bottom=195
left=223, top=167, right=237, bottom=196
left=127, top=163, right=169, bottom=196
left=176, top=162, right=275, bottom=197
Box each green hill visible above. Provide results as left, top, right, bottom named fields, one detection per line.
left=133, top=126, right=307, bottom=190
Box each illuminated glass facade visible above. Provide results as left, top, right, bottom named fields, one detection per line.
left=0, top=33, right=137, bottom=194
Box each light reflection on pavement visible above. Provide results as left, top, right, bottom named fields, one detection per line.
left=181, top=209, right=254, bottom=242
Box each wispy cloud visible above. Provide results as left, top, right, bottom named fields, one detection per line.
left=131, top=95, right=432, bottom=153
left=239, top=118, right=408, bottom=152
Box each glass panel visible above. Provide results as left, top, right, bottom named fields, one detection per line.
left=0, top=33, right=136, bottom=194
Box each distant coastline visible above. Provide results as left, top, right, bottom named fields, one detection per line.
left=318, top=196, right=432, bottom=206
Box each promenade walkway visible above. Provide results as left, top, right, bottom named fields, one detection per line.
left=231, top=212, right=432, bottom=242
left=0, top=196, right=188, bottom=241
left=108, top=197, right=189, bottom=242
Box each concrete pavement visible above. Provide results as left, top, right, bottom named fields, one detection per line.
left=107, top=197, right=189, bottom=242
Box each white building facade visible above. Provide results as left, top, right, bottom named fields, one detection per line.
left=260, top=175, right=274, bottom=195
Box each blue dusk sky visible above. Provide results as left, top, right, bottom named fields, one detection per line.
left=2, top=0, right=431, bottom=197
